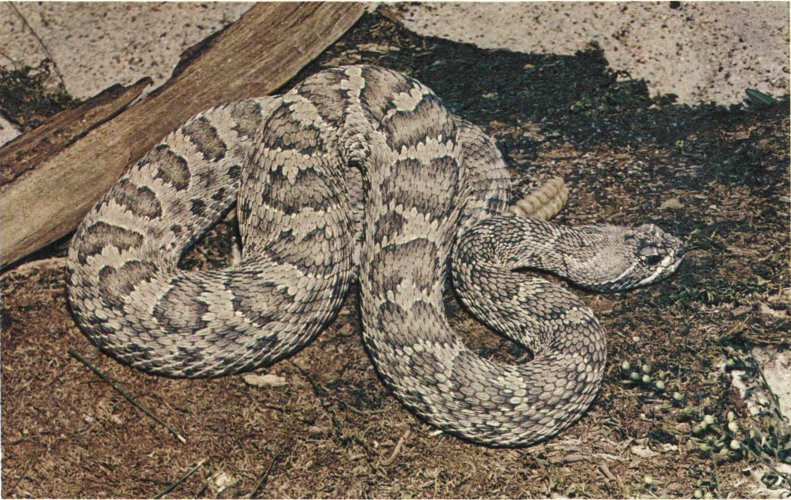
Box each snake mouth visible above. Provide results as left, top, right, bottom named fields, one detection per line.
left=634, top=249, right=684, bottom=289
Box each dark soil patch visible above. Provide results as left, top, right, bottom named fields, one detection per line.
left=0, top=59, right=77, bottom=132
left=2, top=10, right=789, bottom=499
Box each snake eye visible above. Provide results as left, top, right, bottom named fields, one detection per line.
left=642, top=254, right=663, bottom=266
left=639, top=246, right=663, bottom=266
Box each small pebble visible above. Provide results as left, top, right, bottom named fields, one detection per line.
left=209, top=471, right=237, bottom=495
left=308, top=425, right=327, bottom=437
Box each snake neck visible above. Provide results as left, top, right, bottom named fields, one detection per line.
left=451, top=215, right=606, bottom=355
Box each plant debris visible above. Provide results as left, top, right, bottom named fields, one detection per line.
left=2, top=10, right=788, bottom=498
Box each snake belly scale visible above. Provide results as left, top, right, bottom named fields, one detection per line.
left=67, top=65, right=683, bottom=446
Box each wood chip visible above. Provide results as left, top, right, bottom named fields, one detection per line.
left=759, top=303, right=787, bottom=319
left=659, top=197, right=684, bottom=210
left=242, top=373, right=287, bottom=388
left=599, top=464, right=616, bottom=481
left=548, top=452, right=587, bottom=464
left=630, top=445, right=660, bottom=458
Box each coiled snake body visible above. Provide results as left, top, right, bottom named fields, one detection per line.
left=67, top=65, right=683, bottom=446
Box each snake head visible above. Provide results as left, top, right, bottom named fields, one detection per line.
left=570, top=223, right=685, bottom=292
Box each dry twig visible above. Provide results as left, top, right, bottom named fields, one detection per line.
left=67, top=349, right=186, bottom=443
left=246, top=444, right=290, bottom=499
left=380, top=428, right=412, bottom=466
left=153, top=459, right=206, bottom=499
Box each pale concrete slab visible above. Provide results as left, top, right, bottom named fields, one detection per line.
left=0, top=2, right=252, bottom=100
left=399, top=2, right=790, bottom=104
left=1, top=3, right=787, bottom=107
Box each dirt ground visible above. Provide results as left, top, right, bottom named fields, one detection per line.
left=2, top=11, right=790, bottom=499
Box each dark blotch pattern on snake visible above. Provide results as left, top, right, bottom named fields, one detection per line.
left=67, top=65, right=683, bottom=446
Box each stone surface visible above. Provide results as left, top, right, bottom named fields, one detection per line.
left=2, top=3, right=787, bottom=106
left=0, top=115, right=21, bottom=145
left=398, top=2, right=789, bottom=104
left=0, top=2, right=252, bottom=99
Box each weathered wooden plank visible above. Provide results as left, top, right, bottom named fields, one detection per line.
left=0, top=77, right=152, bottom=186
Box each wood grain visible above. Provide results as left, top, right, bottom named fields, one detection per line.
left=0, top=77, right=152, bottom=186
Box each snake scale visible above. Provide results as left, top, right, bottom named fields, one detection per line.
left=67, top=65, right=683, bottom=446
